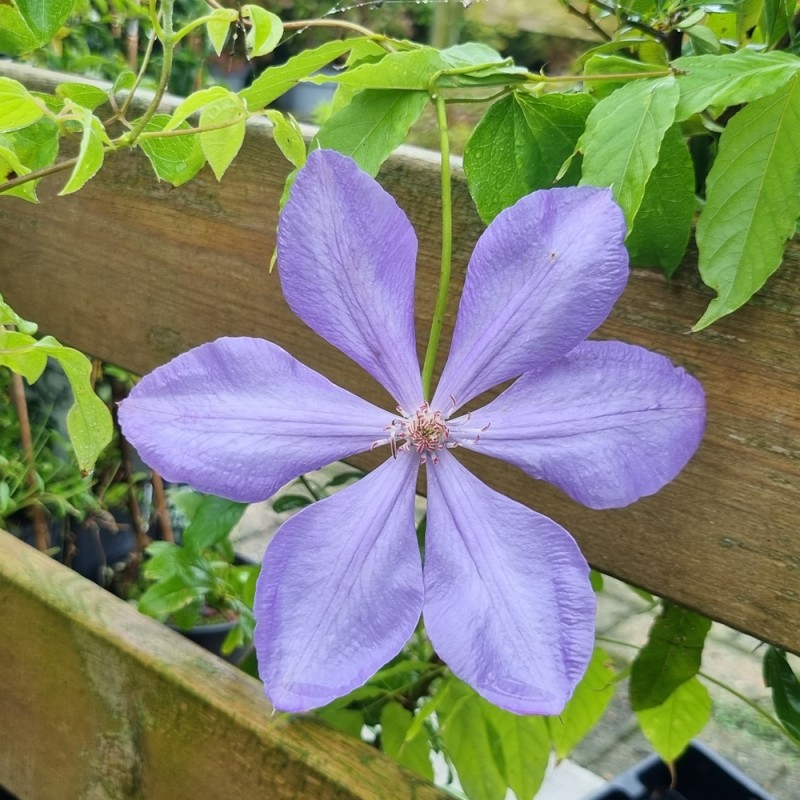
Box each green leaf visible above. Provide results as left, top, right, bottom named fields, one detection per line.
left=0, top=330, right=47, bottom=382
left=182, top=494, right=247, bottom=552
left=35, top=336, right=113, bottom=473
left=316, top=706, right=365, bottom=738
left=323, top=470, right=364, bottom=489
left=167, top=86, right=231, bottom=130
left=0, top=144, right=34, bottom=202
left=579, top=76, right=679, bottom=229
left=243, top=5, right=283, bottom=58
left=0, top=117, right=59, bottom=202
left=16, top=0, right=72, bottom=42
left=313, top=89, right=428, bottom=176
left=0, top=7, right=39, bottom=55
left=240, top=38, right=363, bottom=111
left=684, top=24, right=721, bottom=55
left=583, top=54, right=666, bottom=100
left=759, top=0, right=794, bottom=47
left=112, top=70, right=136, bottom=94
left=694, top=75, right=800, bottom=329
left=483, top=703, right=550, bottom=800
left=464, top=91, right=593, bottom=223
left=138, top=574, right=206, bottom=621
left=673, top=50, right=800, bottom=121
left=763, top=647, right=800, bottom=743
left=629, top=603, right=712, bottom=711
left=438, top=679, right=508, bottom=800
left=380, top=701, right=434, bottom=781
left=59, top=110, right=107, bottom=196
left=549, top=647, right=617, bottom=760
left=264, top=109, right=306, bottom=168
left=0, top=77, right=44, bottom=133
left=636, top=677, right=712, bottom=762
left=626, top=124, right=695, bottom=275
left=199, top=95, right=247, bottom=180
left=272, top=494, right=312, bottom=513
left=206, top=8, right=237, bottom=56
left=56, top=82, right=109, bottom=112
left=0, top=293, right=37, bottom=334
left=139, top=114, right=206, bottom=187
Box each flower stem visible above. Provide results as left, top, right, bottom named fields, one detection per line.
left=421, top=93, right=453, bottom=402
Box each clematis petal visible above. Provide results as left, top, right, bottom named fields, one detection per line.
left=424, top=450, right=595, bottom=715
left=278, top=149, right=423, bottom=410
left=433, top=187, right=628, bottom=410
left=255, top=452, right=422, bottom=712
left=454, top=341, right=706, bottom=509
left=119, top=337, right=392, bottom=502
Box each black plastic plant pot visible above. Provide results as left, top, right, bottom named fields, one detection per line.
left=169, top=619, right=248, bottom=665
left=583, top=741, right=773, bottom=800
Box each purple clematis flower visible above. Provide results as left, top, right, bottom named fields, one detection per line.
left=119, top=149, right=705, bottom=716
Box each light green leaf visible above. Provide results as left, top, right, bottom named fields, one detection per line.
left=0, top=117, right=58, bottom=203
left=35, top=336, right=113, bottom=473
left=684, top=24, right=721, bottom=55
left=240, top=38, right=363, bottom=111
left=630, top=603, right=712, bottom=711
left=0, top=293, right=37, bottom=334
left=243, top=5, right=283, bottom=58
left=59, top=110, right=106, bottom=196
left=626, top=124, right=695, bottom=275
left=438, top=680, right=507, bottom=800
left=673, top=50, right=800, bottom=121
left=199, top=95, right=247, bottom=180
left=316, top=706, right=365, bottom=738
left=464, top=91, right=593, bottom=223
left=139, top=114, right=206, bottom=187
left=313, top=89, right=427, bottom=176
left=0, top=330, right=47, bottom=383
left=0, top=77, right=44, bottom=133
left=583, top=54, right=666, bottom=99
left=112, top=70, right=137, bottom=94
left=0, top=7, right=39, bottom=54
left=182, top=494, right=247, bottom=552
left=483, top=703, right=550, bottom=800
left=16, top=0, right=72, bottom=42
left=206, top=8, right=237, bottom=56
left=549, top=647, right=617, bottom=760
left=56, top=82, right=109, bottom=111
left=380, top=701, right=434, bottom=781
left=166, top=86, right=231, bottom=130
left=579, top=76, right=679, bottom=229
left=636, top=677, right=712, bottom=762
left=264, top=109, right=306, bottom=168
left=0, top=144, right=34, bottom=202
left=138, top=574, right=205, bottom=621
left=694, top=75, right=800, bottom=329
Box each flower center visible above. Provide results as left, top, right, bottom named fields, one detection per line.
left=382, top=403, right=452, bottom=464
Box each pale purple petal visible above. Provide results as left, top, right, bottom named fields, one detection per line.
left=433, top=187, right=628, bottom=411
left=278, top=149, right=423, bottom=410
left=119, top=337, right=392, bottom=502
left=254, top=452, right=422, bottom=712
left=424, top=450, right=595, bottom=715
left=454, top=341, right=705, bottom=509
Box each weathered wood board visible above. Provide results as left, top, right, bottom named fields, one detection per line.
left=1, top=63, right=799, bottom=656
left=0, top=531, right=448, bottom=800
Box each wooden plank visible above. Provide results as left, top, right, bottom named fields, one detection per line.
left=0, top=531, right=448, bottom=800
left=1, top=63, right=799, bottom=654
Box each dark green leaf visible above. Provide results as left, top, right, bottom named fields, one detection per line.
left=182, top=494, right=247, bottom=552
left=323, top=470, right=364, bottom=489
left=763, top=647, right=800, bottom=742
left=695, top=74, right=800, bottom=329
left=139, top=114, right=205, bottom=187
left=674, top=50, right=800, bottom=121
left=636, top=677, right=712, bottom=762
left=464, top=91, right=593, bottom=223
left=16, top=0, right=72, bottom=42
left=626, top=124, right=695, bottom=276
left=579, top=76, right=679, bottom=228
left=380, top=701, right=434, bottom=781
left=549, top=647, right=616, bottom=759
left=314, top=89, right=427, bottom=176
left=240, top=38, right=363, bottom=111
left=760, top=0, right=794, bottom=47
left=272, top=494, right=312, bottom=513
left=629, top=603, right=712, bottom=711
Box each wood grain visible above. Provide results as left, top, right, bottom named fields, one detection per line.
left=0, top=531, right=448, bottom=800
left=1, top=63, right=798, bottom=655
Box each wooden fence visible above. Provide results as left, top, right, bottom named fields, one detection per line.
left=1, top=61, right=798, bottom=797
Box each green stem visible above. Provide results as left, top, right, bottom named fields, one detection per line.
left=137, top=114, right=248, bottom=138
left=113, top=22, right=158, bottom=124
left=421, top=93, right=453, bottom=402
left=172, top=11, right=233, bottom=45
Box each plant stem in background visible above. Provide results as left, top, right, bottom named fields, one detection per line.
left=421, top=93, right=453, bottom=402
left=429, top=1, right=463, bottom=50
left=9, top=373, right=49, bottom=551
left=150, top=470, right=174, bottom=543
